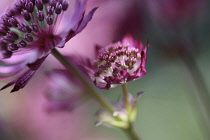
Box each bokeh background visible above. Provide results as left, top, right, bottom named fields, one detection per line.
left=0, top=0, right=210, bottom=140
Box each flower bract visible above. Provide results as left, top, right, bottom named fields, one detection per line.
left=0, top=0, right=97, bottom=92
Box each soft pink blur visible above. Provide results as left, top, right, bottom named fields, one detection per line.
left=145, top=0, right=206, bottom=27
left=0, top=0, right=138, bottom=140
left=62, top=0, right=141, bottom=57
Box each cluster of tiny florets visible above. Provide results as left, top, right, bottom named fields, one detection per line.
left=93, top=43, right=142, bottom=89
left=0, top=0, right=69, bottom=58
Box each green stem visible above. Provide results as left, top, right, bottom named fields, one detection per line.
left=122, top=83, right=141, bottom=140
left=122, top=83, right=130, bottom=112
left=51, top=48, right=115, bottom=114
left=180, top=53, right=210, bottom=136
left=123, top=125, right=141, bottom=140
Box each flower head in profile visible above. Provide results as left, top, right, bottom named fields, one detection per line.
left=85, top=35, right=149, bottom=90
left=0, top=0, right=97, bottom=92
left=45, top=69, right=87, bottom=112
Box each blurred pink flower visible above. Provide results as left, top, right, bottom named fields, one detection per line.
left=145, top=0, right=205, bottom=27
left=0, top=0, right=97, bottom=92
left=84, top=35, right=149, bottom=90
left=44, top=69, right=87, bottom=112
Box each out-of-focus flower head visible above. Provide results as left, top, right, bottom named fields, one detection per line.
left=45, top=69, right=87, bottom=112
left=145, top=0, right=205, bottom=27
left=85, top=35, right=149, bottom=90
left=0, top=0, right=97, bottom=92
left=114, top=0, right=145, bottom=40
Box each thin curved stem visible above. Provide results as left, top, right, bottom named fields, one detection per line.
left=51, top=48, right=115, bottom=114
left=122, top=83, right=142, bottom=140
left=180, top=53, right=210, bottom=136
left=123, top=125, right=141, bottom=140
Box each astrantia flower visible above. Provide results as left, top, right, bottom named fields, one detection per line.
left=85, top=35, right=149, bottom=90
left=0, top=0, right=97, bottom=92
left=45, top=69, right=87, bottom=112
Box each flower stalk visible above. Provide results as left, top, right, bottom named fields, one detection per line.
left=179, top=52, right=210, bottom=136
left=124, top=124, right=141, bottom=140
left=121, top=83, right=141, bottom=140
left=51, top=48, right=115, bottom=114
left=122, top=83, right=130, bottom=112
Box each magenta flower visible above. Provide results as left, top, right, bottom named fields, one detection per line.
left=145, top=0, right=205, bottom=26
left=45, top=69, right=86, bottom=112
left=85, top=35, right=149, bottom=90
left=0, top=0, right=97, bottom=92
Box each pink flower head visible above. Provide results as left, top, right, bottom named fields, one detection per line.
left=0, top=0, right=97, bottom=92
left=45, top=69, right=86, bottom=112
left=86, top=35, right=149, bottom=90
left=146, top=0, right=205, bottom=26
